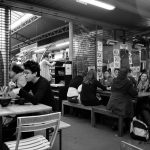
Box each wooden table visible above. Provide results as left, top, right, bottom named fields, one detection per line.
left=0, top=103, right=52, bottom=150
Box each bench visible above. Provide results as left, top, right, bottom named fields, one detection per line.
left=62, top=100, right=93, bottom=125
left=91, top=105, right=125, bottom=137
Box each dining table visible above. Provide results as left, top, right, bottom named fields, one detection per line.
left=0, top=103, right=52, bottom=150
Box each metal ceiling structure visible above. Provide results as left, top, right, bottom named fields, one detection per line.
left=1, top=0, right=150, bottom=53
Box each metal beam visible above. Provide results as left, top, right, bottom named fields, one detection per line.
left=11, top=15, right=40, bottom=34
left=11, top=24, right=69, bottom=51
left=11, top=32, right=31, bottom=44
left=0, top=0, right=122, bottom=29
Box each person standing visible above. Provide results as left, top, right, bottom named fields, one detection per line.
left=40, top=54, right=56, bottom=82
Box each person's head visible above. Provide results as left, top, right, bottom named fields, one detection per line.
left=23, top=60, right=40, bottom=82
left=83, top=69, right=96, bottom=84
left=127, top=68, right=133, bottom=77
left=9, top=64, right=24, bottom=79
left=103, top=70, right=110, bottom=79
left=117, top=67, right=129, bottom=80
left=43, top=54, right=49, bottom=61
left=114, top=68, right=120, bottom=77
left=140, top=72, right=148, bottom=82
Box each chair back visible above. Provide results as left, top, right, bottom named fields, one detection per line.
left=15, top=112, right=61, bottom=150
left=120, top=141, right=143, bottom=150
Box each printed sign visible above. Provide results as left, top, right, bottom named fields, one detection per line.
left=97, top=52, right=103, bottom=59
left=113, top=49, right=119, bottom=56
left=97, top=67, right=103, bottom=80
left=114, top=56, right=120, bottom=63
left=114, top=62, right=120, bottom=68
left=97, top=41, right=103, bottom=52
left=97, top=59, right=103, bottom=66
left=120, top=44, right=128, bottom=50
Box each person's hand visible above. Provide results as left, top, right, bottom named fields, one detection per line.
left=107, top=87, right=111, bottom=91
left=9, top=81, right=16, bottom=90
left=8, top=91, right=17, bottom=99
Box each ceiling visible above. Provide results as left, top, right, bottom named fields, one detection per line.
left=1, top=0, right=150, bottom=50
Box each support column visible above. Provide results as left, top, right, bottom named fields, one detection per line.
left=69, top=22, right=73, bottom=61
left=0, top=7, right=11, bottom=86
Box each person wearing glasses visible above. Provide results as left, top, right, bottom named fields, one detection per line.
left=8, top=60, right=54, bottom=107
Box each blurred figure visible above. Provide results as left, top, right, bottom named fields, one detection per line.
left=100, top=70, right=113, bottom=87
left=113, top=68, right=120, bottom=78
left=107, top=67, right=138, bottom=118
left=127, top=69, right=137, bottom=88
left=9, top=64, right=26, bottom=89
left=137, top=72, right=149, bottom=92
left=80, top=69, right=107, bottom=106
left=40, top=54, right=56, bottom=82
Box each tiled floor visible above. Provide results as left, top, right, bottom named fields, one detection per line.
left=53, top=115, right=150, bottom=150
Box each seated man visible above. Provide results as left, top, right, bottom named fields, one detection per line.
left=9, top=60, right=54, bottom=107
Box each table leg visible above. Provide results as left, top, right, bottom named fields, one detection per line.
left=0, top=117, right=3, bottom=150
left=59, top=130, right=62, bottom=150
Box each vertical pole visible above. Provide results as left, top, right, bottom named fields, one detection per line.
left=69, top=22, right=74, bottom=78
left=69, top=22, right=73, bottom=61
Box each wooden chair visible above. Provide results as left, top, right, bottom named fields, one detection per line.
left=120, top=141, right=143, bottom=150
left=5, top=112, right=61, bottom=150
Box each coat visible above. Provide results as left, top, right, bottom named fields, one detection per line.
left=107, top=78, right=138, bottom=117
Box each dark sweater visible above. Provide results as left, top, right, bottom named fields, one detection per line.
left=81, top=80, right=106, bottom=106
left=19, top=76, right=53, bottom=106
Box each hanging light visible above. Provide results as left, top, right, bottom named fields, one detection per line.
left=76, top=0, right=115, bottom=10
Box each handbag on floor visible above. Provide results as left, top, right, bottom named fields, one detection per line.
left=130, top=117, right=149, bottom=141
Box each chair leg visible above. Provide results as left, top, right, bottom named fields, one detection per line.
left=118, top=117, right=123, bottom=137
left=91, top=110, right=96, bottom=127
left=62, top=103, right=64, bottom=116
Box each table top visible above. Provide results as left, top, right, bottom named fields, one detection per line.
left=0, top=103, right=52, bottom=116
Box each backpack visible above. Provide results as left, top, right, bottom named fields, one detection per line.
left=130, top=117, right=149, bottom=141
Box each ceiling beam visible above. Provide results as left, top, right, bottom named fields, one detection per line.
left=0, top=0, right=123, bottom=29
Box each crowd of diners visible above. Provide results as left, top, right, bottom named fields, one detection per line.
left=67, top=67, right=150, bottom=130
left=2, top=57, right=150, bottom=141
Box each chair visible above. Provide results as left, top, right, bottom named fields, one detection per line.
left=5, top=112, right=61, bottom=150
left=120, top=141, right=143, bottom=150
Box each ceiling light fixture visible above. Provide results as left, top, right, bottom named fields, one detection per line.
left=76, top=0, right=115, bottom=10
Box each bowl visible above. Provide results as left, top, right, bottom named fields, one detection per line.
left=0, top=97, right=11, bottom=107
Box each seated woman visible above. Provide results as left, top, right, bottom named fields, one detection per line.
left=135, top=72, right=150, bottom=128
left=67, top=75, right=83, bottom=103
left=100, top=70, right=113, bottom=87
left=80, top=69, right=107, bottom=106
left=107, top=68, right=138, bottom=118
left=137, top=72, right=149, bottom=92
